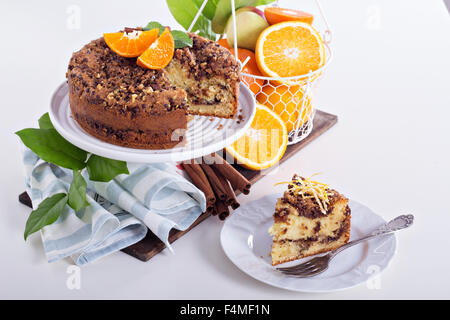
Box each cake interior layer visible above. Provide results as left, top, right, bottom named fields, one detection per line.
left=270, top=198, right=349, bottom=241
left=271, top=217, right=351, bottom=266
left=164, top=61, right=236, bottom=118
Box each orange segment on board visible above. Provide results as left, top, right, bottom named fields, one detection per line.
left=256, top=83, right=312, bottom=132
left=104, top=28, right=159, bottom=58
left=137, top=28, right=174, bottom=70
left=255, top=21, right=325, bottom=84
left=264, top=7, right=314, bottom=25
left=226, top=103, right=287, bottom=170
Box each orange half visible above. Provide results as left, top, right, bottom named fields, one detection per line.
left=264, top=7, right=314, bottom=25
left=104, top=28, right=159, bottom=58
left=255, top=21, right=325, bottom=83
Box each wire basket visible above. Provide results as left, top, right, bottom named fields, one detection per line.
left=188, top=0, right=333, bottom=145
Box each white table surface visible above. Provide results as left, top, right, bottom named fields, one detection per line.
left=1, top=0, right=449, bottom=299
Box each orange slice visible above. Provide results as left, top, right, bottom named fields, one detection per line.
left=256, top=83, right=313, bottom=132
left=137, top=28, right=174, bottom=70
left=255, top=21, right=325, bottom=84
left=226, top=103, right=287, bottom=170
left=104, top=28, right=159, bottom=58
left=264, top=7, right=314, bottom=25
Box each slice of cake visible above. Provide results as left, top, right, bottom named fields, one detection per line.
left=269, top=174, right=351, bottom=266
left=66, top=32, right=239, bottom=149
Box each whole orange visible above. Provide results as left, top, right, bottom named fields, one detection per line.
left=217, top=39, right=265, bottom=95
left=256, top=83, right=313, bottom=132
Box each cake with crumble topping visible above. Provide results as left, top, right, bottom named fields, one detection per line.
left=269, top=175, right=351, bottom=266
left=66, top=33, right=240, bottom=149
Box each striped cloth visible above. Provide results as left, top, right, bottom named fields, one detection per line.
left=22, top=148, right=206, bottom=265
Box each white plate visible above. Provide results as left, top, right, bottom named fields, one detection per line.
left=220, top=194, right=397, bottom=292
left=49, top=82, right=256, bottom=163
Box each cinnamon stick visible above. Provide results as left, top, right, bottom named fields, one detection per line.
left=215, top=199, right=229, bottom=220
left=213, top=167, right=240, bottom=209
left=200, top=163, right=227, bottom=201
left=181, top=163, right=216, bottom=209
left=210, top=154, right=251, bottom=195
left=219, top=212, right=230, bottom=220
left=211, top=202, right=219, bottom=216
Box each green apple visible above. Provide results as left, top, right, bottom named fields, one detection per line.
left=212, top=0, right=255, bottom=34
left=225, top=7, right=269, bottom=51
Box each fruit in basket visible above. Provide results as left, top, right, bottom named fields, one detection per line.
left=104, top=28, right=159, bottom=58
left=264, top=7, right=314, bottom=25
left=217, top=38, right=231, bottom=49
left=256, top=83, right=312, bottom=132
left=225, top=7, right=269, bottom=50
left=238, top=49, right=265, bottom=95
left=226, top=103, right=287, bottom=170
left=217, top=40, right=264, bottom=95
left=137, top=28, right=174, bottom=69
left=255, top=21, right=325, bottom=84
left=212, top=0, right=257, bottom=33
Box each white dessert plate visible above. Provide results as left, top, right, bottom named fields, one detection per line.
left=49, top=82, right=256, bottom=163
left=220, top=194, right=397, bottom=293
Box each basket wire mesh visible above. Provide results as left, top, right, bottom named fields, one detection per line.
left=188, top=0, right=333, bottom=145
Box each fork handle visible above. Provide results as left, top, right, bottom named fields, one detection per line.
left=331, top=214, right=414, bottom=256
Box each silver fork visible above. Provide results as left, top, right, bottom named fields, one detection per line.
left=276, top=214, right=414, bottom=278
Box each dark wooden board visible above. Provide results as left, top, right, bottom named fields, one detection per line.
left=19, top=110, right=337, bottom=262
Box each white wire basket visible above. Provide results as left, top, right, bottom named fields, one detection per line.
left=188, top=0, right=333, bottom=145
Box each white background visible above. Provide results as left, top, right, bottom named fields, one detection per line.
left=0, top=0, right=449, bottom=299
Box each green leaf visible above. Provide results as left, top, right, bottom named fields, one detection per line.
left=193, top=0, right=220, bottom=20
left=68, top=170, right=90, bottom=211
left=86, top=155, right=129, bottom=182
left=24, top=193, right=68, bottom=240
left=166, top=0, right=217, bottom=40
left=38, top=113, right=54, bottom=129
left=143, top=21, right=165, bottom=35
left=172, top=30, right=193, bottom=48
left=16, top=128, right=87, bottom=170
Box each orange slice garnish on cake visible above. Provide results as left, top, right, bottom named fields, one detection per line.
left=255, top=21, right=325, bottom=84
left=104, top=28, right=159, bottom=58
left=264, top=7, right=314, bottom=25
left=137, top=28, right=175, bottom=70
left=226, top=103, right=287, bottom=170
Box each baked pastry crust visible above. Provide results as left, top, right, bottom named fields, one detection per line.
left=66, top=33, right=239, bottom=149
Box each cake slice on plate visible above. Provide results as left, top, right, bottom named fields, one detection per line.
left=269, top=174, right=351, bottom=266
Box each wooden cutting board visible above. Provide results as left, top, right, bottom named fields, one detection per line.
left=18, top=109, right=337, bottom=262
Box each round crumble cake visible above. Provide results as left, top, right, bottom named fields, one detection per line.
left=66, top=33, right=240, bottom=149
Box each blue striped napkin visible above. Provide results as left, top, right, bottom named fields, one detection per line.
left=22, top=148, right=206, bottom=265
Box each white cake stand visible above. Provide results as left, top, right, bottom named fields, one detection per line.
left=50, top=82, right=256, bottom=163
